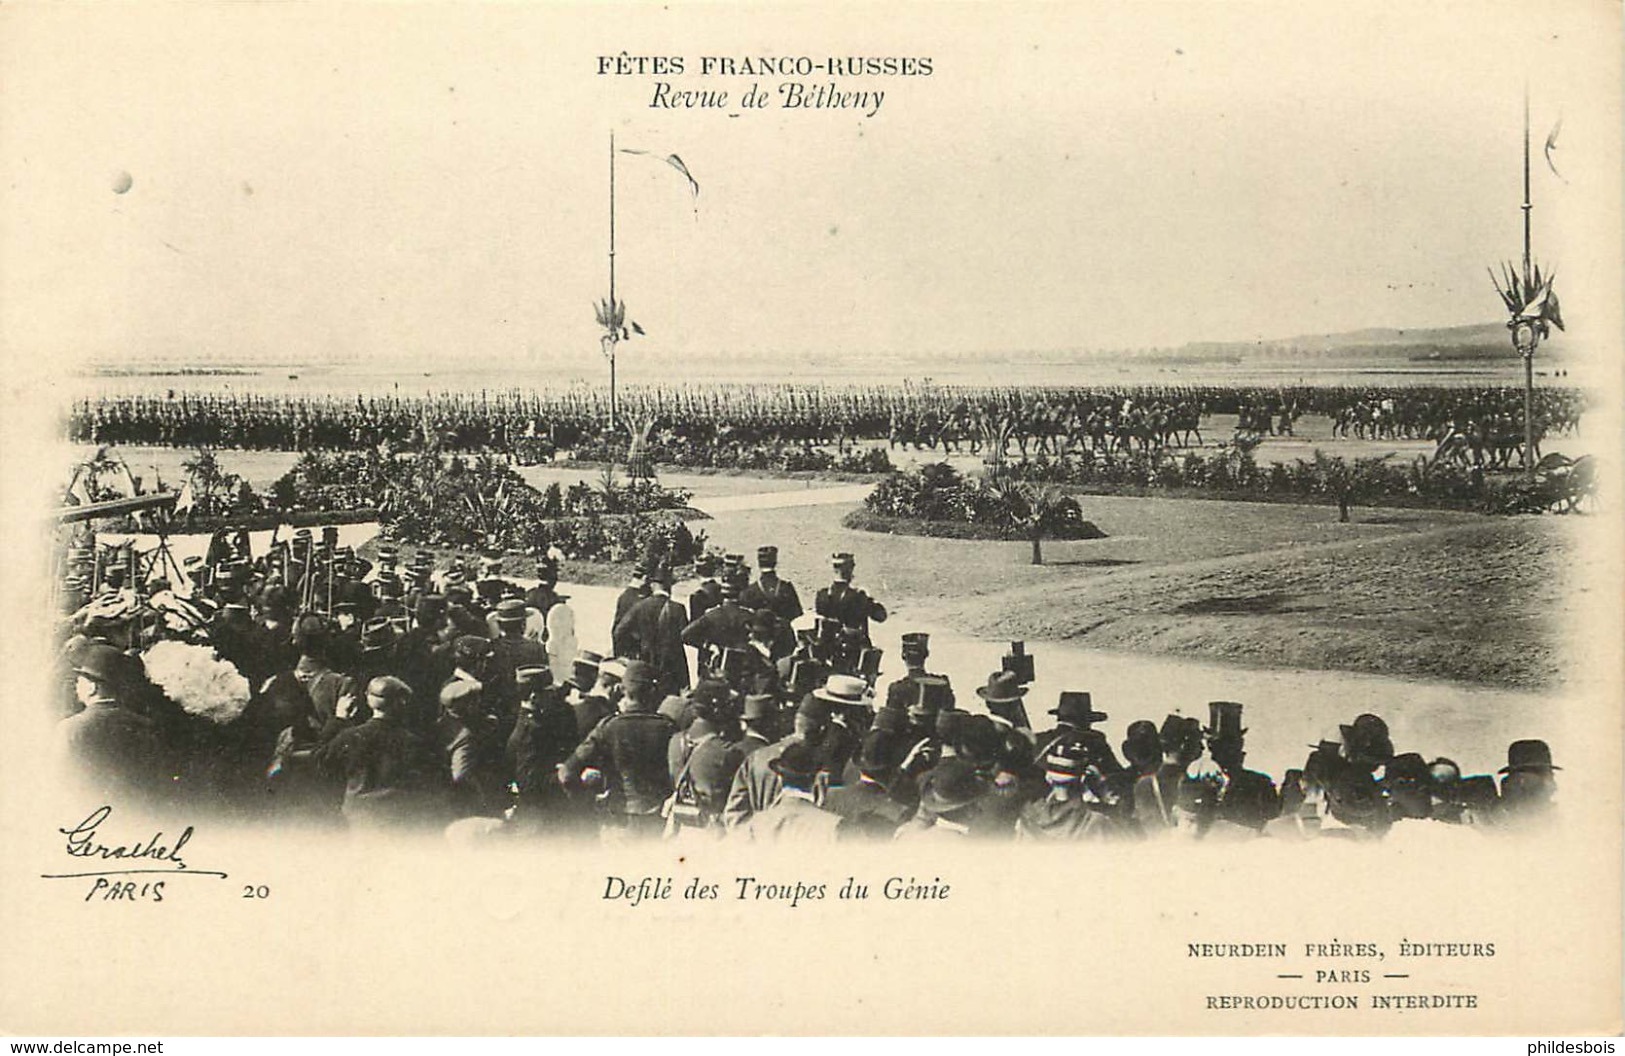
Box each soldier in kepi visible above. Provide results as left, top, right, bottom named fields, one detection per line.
left=739, top=545, right=802, bottom=655
left=813, top=552, right=886, bottom=676
left=883, top=632, right=941, bottom=713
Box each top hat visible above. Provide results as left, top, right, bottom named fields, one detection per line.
left=1205, top=701, right=1247, bottom=742
left=769, top=741, right=821, bottom=783
left=920, top=759, right=991, bottom=816
left=1051, top=691, right=1108, bottom=726
left=742, top=692, right=779, bottom=721
left=788, top=658, right=828, bottom=697
left=912, top=675, right=954, bottom=714
left=1499, top=739, right=1561, bottom=774
left=813, top=674, right=869, bottom=707
left=976, top=670, right=1028, bottom=705
left=493, top=598, right=529, bottom=623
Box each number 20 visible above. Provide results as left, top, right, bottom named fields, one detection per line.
left=242, top=885, right=270, bottom=899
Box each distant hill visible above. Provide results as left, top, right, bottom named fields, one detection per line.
left=1162, top=321, right=1565, bottom=365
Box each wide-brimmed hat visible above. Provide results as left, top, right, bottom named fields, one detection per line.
left=976, top=670, right=1028, bottom=705
left=1051, top=691, right=1107, bottom=726
left=920, top=759, right=991, bottom=816
left=813, top=673, right=869, bottom=707
left=1499, top=739, right=1561, bottom=773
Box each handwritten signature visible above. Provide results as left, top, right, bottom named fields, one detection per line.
left=42, top=805, right=227, bottom=880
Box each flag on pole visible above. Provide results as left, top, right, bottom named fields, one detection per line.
left=619, top=148, right=700, bottom=215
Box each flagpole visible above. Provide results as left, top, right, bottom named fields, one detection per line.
left=1521, top=84, right=1535, bottom=480
left=607, top=128, right=611, bottom=432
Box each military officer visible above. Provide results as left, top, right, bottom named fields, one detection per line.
left=813, top=552, right=886, bottom=674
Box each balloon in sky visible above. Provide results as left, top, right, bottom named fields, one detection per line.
left=111, top=170, right=133, bottom=194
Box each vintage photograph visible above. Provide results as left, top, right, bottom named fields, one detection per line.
left=2, top=0, right=1620, bottom=1038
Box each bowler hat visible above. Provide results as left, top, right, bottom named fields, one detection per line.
left=857, top=728, right=904, bottom=776
left=1499, top=739, right=1560, bottom=773
left=769, top=742, right=821, bottom=783
left=690, top=679, right=732, bottom=707
left=622, top=659, right=657, bottom=686
left=920, top=759, right=991, bottom=816
left=1051, top=691, right=1108, bottom=726
left=72, top=643, right=125, bottom=685
left=976, top=670, right=1028, bottom=705
left=814, top=674, right=869, bottom=707
left=1122, top=719, right=1161, bottom=761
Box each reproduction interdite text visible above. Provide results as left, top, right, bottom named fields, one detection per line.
left=1186, top=938, right=1500, bottom=1014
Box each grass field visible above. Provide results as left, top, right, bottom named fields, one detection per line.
left=696, top=492, right=1581, bottom=691
left=75, top=437, right=1592, bottom=691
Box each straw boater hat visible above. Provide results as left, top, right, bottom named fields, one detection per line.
left=813, top=674, right=869, bottom=707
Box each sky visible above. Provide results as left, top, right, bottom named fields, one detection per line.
left=1, top=1, right=1620, bottom=377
